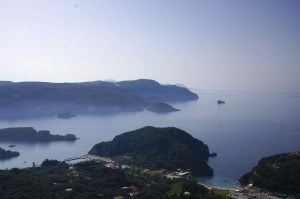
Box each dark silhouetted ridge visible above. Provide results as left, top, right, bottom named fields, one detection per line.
left=89, top=126, right=213, bottom=176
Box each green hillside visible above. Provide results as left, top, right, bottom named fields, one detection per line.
left=89, top=126, right=213, bottom=176
left=0, top=160, right=213, bottom=199
left=240, top=152, right=300, bottom=195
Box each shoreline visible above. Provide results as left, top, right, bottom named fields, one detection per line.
left=197, top=175, right=241, bottom=189
left=198, top=182, right=238, bottom=191
left=198, top=182, right=283, bottom=199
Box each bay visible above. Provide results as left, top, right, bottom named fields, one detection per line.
left=0, top=90, right=299, bottom=187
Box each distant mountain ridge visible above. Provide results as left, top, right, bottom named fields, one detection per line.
left=0, top=79, right=198, bottom=118
left=0, top=79, right=198, bottom=102
left=117, top=79, right=198, bottom=102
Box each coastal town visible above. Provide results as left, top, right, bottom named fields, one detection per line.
left=201, top=184, right=289, bottom=199
left=63, top=154, right=293, bottom=199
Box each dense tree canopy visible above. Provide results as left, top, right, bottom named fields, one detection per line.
left=240, top=152, right=300, bottom=195
left=89, top=126, right=213, bottom=176
left=0, top=160, right=218, bottom=199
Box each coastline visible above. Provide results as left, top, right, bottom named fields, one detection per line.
left=198, top=182, right=282, bottom=199
left=197, top=174, right=240, bottom=189
left=198, top=182, right=237, bottom=191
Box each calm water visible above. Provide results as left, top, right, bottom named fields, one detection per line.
left=0, top=91, right=300, bottom=187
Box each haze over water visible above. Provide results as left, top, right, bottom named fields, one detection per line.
left=0, top=90, right=299, bottom=187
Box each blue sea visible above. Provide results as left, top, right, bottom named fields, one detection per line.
left=0, top=90, right=299, bottom=188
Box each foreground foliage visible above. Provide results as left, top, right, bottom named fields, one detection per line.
left=0, top=160, right=220, bottom=199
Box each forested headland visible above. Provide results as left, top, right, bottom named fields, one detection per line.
left=89, top=126, right=213, bottom=176
left=240, top=152, right=300, bottom=196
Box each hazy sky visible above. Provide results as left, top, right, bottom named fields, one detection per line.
left=0, top=0, right=299, bottom=92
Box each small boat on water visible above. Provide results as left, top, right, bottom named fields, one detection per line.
left=217, top=100, right=225, bottom=104
left=57, top=112, right=76, bottom=119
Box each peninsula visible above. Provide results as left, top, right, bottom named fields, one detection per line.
left=0, top=127, right=77, bottom=141
left=0, top=147, right=20, bottom=160
left=89, top=126, right=213, bottom=176
left=0, top=79, right=198, bottom=118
